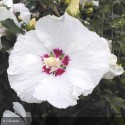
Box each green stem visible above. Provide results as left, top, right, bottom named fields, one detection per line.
left=111, top=5, right=114, bottom=53
left=101, top=12, right=104, bottom=37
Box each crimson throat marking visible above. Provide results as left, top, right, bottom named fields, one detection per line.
left=41, top=48, right=70, bottom=76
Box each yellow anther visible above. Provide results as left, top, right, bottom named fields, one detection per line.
left=18, top=16, right=23, bottom=21
left=44, top=57, right=60, bottom=68
left=29, top=18, right=36, bottom=27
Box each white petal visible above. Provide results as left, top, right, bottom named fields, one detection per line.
left=13, top=102, right=26, bottom=117
left=101, top=38, right=123, bottom=79
left=0, top=6, right=18, bottom=25
left=2, top=110, right=19, bottom=117
left=35, top=12, right=90, bottom=53
left=1, top=0, right=13, bottom=11
left=101, top=38, right=112, bottom=51
left=35, top=12, right=109, bottom=64
left=8, top=55, right=45, bottom=103
left=73, top=86, right=83, bottom=99
left=13, top=3, right=31, bottom=24
left=67, top=68, right=95, bottom=89
left=103, top=54, right=124, bottom=79
left=73, top=87, right=93, bottom=97
left=65, top=30, right=110, bottom=95
left=33, top=74, right=77, bottom=109
left=8, top=54, right=42, bottom=75
left=13, top=102, right=31, bottom=125
left=103, top=66, right=123, bottom=79
left=7, top=31, right=48, bottom=103
left=1, top=110, right=25, bottom=125
left=110, top=54, right=117, bottom=64
left=67, top=68, right=101, bottom=96
left=11, top=31, right=48, bottom=56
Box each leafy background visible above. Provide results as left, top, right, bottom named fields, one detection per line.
left=0, top=0, right=125, bottom=124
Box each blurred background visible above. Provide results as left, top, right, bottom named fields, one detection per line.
left=0, top=0, right=125, bottom=124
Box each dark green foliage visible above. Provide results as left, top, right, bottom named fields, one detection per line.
left=1, top=34, right=16, bottom=51
left=0, top=19, right=24, bottom=51
left=1, top=19, right=24, bottom=34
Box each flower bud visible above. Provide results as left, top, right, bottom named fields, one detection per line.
left=64, top=0, right=71, bottom=5
left=26, top=18, right=36, bottom=31
left=86, top=7, right=93, bottom=14
left=66, top=0, right=80, bottom=17
left=17, top=15, right=23, bottom=22
left=29, top=18, right=36, bottom=27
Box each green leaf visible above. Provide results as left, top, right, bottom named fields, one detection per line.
left=105, top=95, right=125, bottom=113
left=112, top=97, right=125, bottom=110
left=0, top=19, right=24, bottom=34
left=1, top=34, right=16, bottom=51
left=0, top=52, right=8, bottom=75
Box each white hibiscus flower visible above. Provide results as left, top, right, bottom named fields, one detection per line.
left=0, top=6, right=18, bottom=24
left=1, top=102, right=32, bottom=125
left=0, top=0, right=13, bottom=10
left=103, top=54, right=124, bottom=79
left=102, top=38, right=124, bottom=79
left=0, top=0, right=31, bottom=24
left=7, top=13, right=110, bottom=109
left=13, top=3, right=31, bottom=24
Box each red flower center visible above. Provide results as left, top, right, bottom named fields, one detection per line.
left=41, top=49, right=70, bottom=76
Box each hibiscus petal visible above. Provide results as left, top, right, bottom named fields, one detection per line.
left=0, top=7, right=18, bottom=25
left=8, top=64, right=43, bottom=103
left=13, top=3, right=31, bottom=24
left=33, top=75, right=77, bottom=109
left=13, top=102, right=26, bottom=118
left=2, top=110, right=19, bottom=117
left=10, top=31, right=48, bottom=56
left=1, top=110, right=25, bottom=125
left=7, top=31, right=48, bottom=103
left=103, top=54, right=124, bottom=79
left=0, top=0, right=13, bottom=11
left=65, top=32, right=110, bottom=95
left=13, top=102, right=32, bottom=125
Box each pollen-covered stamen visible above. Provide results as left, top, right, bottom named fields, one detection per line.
left=43, top=57, right=60, bottom=69
left=42, top=48, right=70, bottom=76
